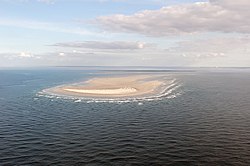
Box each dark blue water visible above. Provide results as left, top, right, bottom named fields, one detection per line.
left=0, top=69, right=250, bottom=165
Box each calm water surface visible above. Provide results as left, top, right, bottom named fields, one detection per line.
left=0, top=69, right=250, bottom=165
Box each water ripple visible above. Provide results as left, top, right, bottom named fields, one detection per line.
left=1, top=72, right=250, bottom=165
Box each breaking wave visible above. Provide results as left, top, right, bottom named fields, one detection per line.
left=36, top=78, right=182, bottom=103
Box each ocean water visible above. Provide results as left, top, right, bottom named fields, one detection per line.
left=0, top=68, right=250, bottom=165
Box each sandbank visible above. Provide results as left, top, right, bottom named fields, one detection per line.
left=46, top=75, right=165, bottom=98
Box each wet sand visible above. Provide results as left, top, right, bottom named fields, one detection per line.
left=46, top=75, right=165, bottom=98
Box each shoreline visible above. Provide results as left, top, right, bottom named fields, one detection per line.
left=44, top=75, right=167, bottom=98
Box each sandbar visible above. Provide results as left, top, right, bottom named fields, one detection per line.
left=46, top=75, right=165, bottom=98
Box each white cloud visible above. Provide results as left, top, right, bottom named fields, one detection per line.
left=37, top=0, right=55, bottom=4
left=181, top=52, right=226, bottom=59
left=1, top=52, right=41, bottom=59
left=19, top=52, right=34, bottom=58
left=168, top=35, right=250, bottom=66
left=210, top=0, right=249, bottom=10
left=95, top=0, right=250, bottom=36
left=58, top=52, right=65, bottom=56
left=51, top=41, right=153, bottom=50
left=171, top=36, right=250, bottom=54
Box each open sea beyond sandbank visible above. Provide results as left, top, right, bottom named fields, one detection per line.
left=0, top=67, right=250, bottom=165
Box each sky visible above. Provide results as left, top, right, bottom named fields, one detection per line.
left=0, top=0, right=250, bottom=67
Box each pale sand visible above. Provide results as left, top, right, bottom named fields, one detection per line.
left=47, top=75, right=164, bottom=98
left=64, top=87, right=137, bottom=95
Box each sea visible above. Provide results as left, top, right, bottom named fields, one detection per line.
left=0, top=67, right=250, bottom=165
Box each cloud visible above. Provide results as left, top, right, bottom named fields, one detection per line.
left=1, top=52, right=41, bottom=59
left=2, top=35, right=249, bottom=67
left=51, top=41, right=153, bottom=50
left=172, top=36, right=250, bottom=53
left=95, top=0, right=250, bottom=36
left=37, top=0, right=55, bottom=4
left=168, top=35, right=250, bottom=66
left=181, top=52, right=226, bottom=59
left=210, top=0, right=249, bottom=10
left=19, top=52, right=34, bottom=58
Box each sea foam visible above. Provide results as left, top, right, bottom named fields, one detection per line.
left=37, top=78, right=182, bottom=103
